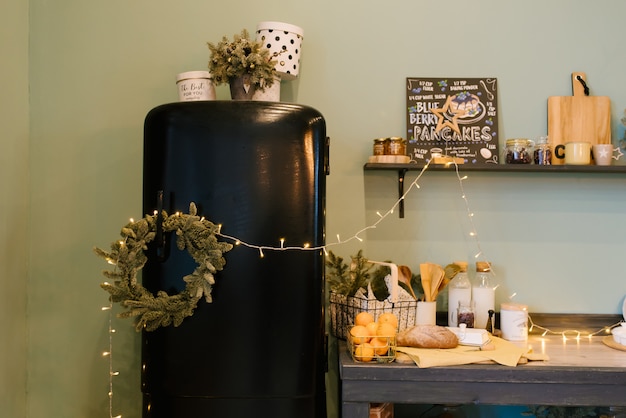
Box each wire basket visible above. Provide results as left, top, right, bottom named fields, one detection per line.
left=329, top=291, right=418, bottom=339
left=347, top=332, right=396, bottom=363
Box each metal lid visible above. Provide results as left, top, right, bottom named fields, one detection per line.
left=176, top=71, right=211, bottom=82
left=506, top=138, right=531, bottom=146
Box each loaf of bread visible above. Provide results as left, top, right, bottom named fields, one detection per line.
left=396, top=325, right=458, bottom=349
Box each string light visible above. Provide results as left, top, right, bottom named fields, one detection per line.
left=103, top=296, right=122, bottom=418
left=527, top=315, right=622, bottom=340
left=215, top=161, right=433, bottom=253
left=101, top=234, right=127, bottom=418
left=103, top=160, right=622, bottom=413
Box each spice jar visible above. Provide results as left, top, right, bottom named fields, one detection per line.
left=388, top=137, right=406, bottom=156
left=533, top=136, right=552, bottom=165
left=504, top=138, right=534, bottom=164
left=372, top=138, right=387, bottom=156
left=457, top=300, right=475, bottom=328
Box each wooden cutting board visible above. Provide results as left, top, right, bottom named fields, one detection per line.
left=547, top=72, right=611, bottom=165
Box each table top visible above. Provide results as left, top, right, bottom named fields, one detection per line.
left=339, top=334, right=626, bottom=407
left=340, top=334, right=626, bottom=370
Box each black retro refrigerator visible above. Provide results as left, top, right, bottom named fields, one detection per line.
left=141, top=101, right=329, bottom=418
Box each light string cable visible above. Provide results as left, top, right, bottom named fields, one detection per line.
left=215, top=161, right=433, bottom=256
left=101, top=238, right=126, bottom=418
left=451, top=161, right=489, bottom=265
left=527, top=315, right=623, bottom=340
left=450, top=161, right=621, bottom=340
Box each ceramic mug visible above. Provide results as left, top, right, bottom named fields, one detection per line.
left=592, top=144, right=614, bottom=166
left=554, top=142, right=592, bottom=165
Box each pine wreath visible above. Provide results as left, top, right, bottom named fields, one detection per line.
left=94, top=202, right=233, bottom=331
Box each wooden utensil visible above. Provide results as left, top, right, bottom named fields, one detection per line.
left=430, top=266, right=445, bottom=302
left=547, top=72, right=611, bottom=165
left=398, top=265, right=417, bottom=300
left=420, top=263, right=432, bottom=302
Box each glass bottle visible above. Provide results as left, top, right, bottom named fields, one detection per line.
left=447, top=261, right=471, bottom=327
left=472, top=261, right=495, bottom=330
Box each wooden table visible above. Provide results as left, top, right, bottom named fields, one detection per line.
left=339, top=335, right=626, bottom=418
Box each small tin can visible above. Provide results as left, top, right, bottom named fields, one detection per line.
left=176, top=71, right=216, bottom=101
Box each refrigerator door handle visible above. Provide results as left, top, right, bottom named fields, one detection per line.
left=324, top=136, right=330, bottom=176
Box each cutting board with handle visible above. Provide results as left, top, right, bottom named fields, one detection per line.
left=547, top=72, right=611, bottom=165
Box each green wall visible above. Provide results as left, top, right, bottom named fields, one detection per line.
left=4, top=0, right=625, bottom=417
left=1, top=0, right=29, bottom=416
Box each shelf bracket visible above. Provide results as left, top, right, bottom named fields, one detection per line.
left=398, top=168, right=407, bottom=218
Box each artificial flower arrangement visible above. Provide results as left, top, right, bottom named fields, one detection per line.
left=207, top=29, right=277, bottom=91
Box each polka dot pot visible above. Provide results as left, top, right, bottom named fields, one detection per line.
left=256, top=21, right=303, bottom=81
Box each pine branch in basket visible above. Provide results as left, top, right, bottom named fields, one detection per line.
left=326, top=250, right=389, bottom=299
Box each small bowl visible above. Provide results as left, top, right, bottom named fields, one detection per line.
left=612, top=323, right=626, bottom=346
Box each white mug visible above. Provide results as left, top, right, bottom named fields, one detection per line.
left=558, top=142, right=592, bottom=165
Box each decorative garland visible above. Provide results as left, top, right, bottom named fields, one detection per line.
left=94, top=202, right=233, bottom=331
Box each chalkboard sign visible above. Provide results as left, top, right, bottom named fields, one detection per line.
left=406, top=77, right=499, bottom=164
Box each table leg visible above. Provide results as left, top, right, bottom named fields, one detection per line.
left=342, top=401, right=369, bottom=418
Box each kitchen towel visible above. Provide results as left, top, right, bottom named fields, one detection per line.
left=395, top=336, right=546, bottom=368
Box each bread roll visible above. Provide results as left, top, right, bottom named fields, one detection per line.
left=396, top=325, right=458, bottom=349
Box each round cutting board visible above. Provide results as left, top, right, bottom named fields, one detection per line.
left=602, top=336, right=626, bottom=352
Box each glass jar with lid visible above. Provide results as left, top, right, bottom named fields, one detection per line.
left=533, top=136, right=552, bottom=165
left=457, top=300, right=475, bottom=328
left=504, top=138, right=534, bottom=164
left=372, top=138, right=387, bottom=156
left=388, top=137, right=406, bottom=156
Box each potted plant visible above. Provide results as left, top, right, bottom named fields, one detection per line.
left=207, top=29, right=278, bottom=100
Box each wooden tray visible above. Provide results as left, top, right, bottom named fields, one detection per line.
left=602, top=335, right=626, bottom=352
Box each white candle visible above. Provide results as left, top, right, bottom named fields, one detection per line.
left=500, top=302, right=528, bottom=341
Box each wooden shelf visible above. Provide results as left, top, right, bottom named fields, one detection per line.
left=364, top=162, right=626, bottom=173
left=364, top=163, right=626, bottom=218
